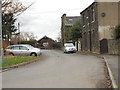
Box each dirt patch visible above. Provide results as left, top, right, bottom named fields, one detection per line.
left=96, top=79, right=108, bottom=88
left=104, top=61, right=113, bottom=88
left=4, top=55, right=16, bottom=59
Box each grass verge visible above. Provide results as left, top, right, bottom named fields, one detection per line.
left=1, top=56, right=39, bottom=67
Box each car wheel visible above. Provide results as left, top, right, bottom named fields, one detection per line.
left=30, top=53, right=37, bottom=56
left=10, top=53, right=14, bottom=56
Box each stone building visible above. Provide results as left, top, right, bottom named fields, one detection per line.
left=61, top=14, right=81, bottom=46
left=80, top=1, right=120, bottom=54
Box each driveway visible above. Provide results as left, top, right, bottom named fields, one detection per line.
left=2, top=50, right=106, bottom=88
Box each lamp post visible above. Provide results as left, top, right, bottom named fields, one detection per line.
left=0, top=0, right=4, bottom=64
left=18, top=22, right=20, bottom=44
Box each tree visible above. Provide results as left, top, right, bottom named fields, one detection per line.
left=52, top=42, right=61, bottom=49
left=2, top=0, right=32, bottom=16
left=71, top=20, right=82, bottom=42
left=64, top=25, right=72, bottom=42
left=70, top=20, right=82, bottom=51
left=115, top=24, right=120, bottom=39
left=2, top=13, right=17, bottom=42
left=20, top=32, right=36, bottom=41
left=2, top=0, right=32, bottom=42
left=64, top=20, right=82, bottom=43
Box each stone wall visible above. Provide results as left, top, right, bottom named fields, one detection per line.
left=81, top=2, right=100, bottom=53
left=118, top=39, right=120, bottom=55
left=107, top=39, right=119, bottom=55
left=119, top=1, right=120, bottom=24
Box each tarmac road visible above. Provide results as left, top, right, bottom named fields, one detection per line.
left=2, top=50, right=106, bottom=88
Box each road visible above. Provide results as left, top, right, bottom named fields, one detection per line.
left=2, top=50, right=106, bottom=88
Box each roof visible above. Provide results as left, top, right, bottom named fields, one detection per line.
left=38, top=36, right=55, bottom=42
left=80, top=2, right=96, bottom=14
left=65, top=16, right=81, bottom=25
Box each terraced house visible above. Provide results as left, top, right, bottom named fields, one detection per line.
left=80, top=1, right=120, bottom=54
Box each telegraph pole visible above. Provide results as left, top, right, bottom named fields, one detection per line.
left=0, top=0, right=4, bottom=64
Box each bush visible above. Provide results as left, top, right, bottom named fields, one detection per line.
left=19, top=41, right=35, bottom=47
left=52, top=42, right=61, bottom=49
left=115, top=24, right=120, bottom=39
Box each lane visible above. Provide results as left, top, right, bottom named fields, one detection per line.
left=2, top=50, right=106, bottom=88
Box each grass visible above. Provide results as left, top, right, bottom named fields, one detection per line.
left=1, top=56, right=39, bottom=67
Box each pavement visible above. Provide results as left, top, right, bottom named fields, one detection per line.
left=2, top=50, right=106, bottom=88
left=103, top=55, right=119, bottom=87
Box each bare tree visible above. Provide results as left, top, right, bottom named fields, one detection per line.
left=20, top=32, right=36, bottom=41
left=2, top=0, right=33, bottom=43
left=2, top=0, right=33, bottom=16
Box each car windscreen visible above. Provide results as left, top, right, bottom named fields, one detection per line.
left=65, top=44, right=74, bottom=47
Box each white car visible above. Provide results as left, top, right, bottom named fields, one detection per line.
left=64, top=43, right=77, bottom=53
left=6, top=44, right=42, bottom=56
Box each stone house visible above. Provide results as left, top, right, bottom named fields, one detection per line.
left=37, top=36, right=55, bottom=49
left=80, top=1, right=120, bottom=54
left=61, top=14, right=81, bottom=50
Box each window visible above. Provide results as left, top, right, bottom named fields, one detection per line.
left=68, top=18, right=73, bottom=24
left=91, top=7, right=95, bottom=22
left=82, top=14, right=85, bottom=25
left=7, top=46, right=14, bottom=49
left=84, top=32, right=87, bottom=48
left=68, top=19, right=73, bottom=21
left=64, top=43, right=74, bottom=47
left=93, top=10, right=95, bottom=21
left=20, top=46, right=28, bottom=50
left=13, top=46, right=20, bottom=50
left=86, top=10, right=90, bottom=25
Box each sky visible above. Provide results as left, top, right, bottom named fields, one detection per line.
left=17, top=0, right=94, bottom=40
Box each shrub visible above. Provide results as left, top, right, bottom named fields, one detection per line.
left=19, top=41, right=35, bottom=47
left=52, top=42, right=61, bottom=49
left=115, top=24, right=120, bottom=39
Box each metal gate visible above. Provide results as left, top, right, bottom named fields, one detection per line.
left=100, top=39, right=108, bottom=54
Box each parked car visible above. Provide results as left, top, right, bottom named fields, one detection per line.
left=63, top=43, right=77, bottom=53
left=6, top=44, right=42, bottom=56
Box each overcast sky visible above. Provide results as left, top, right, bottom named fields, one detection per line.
left=17, top=0, right=94, bottom=40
